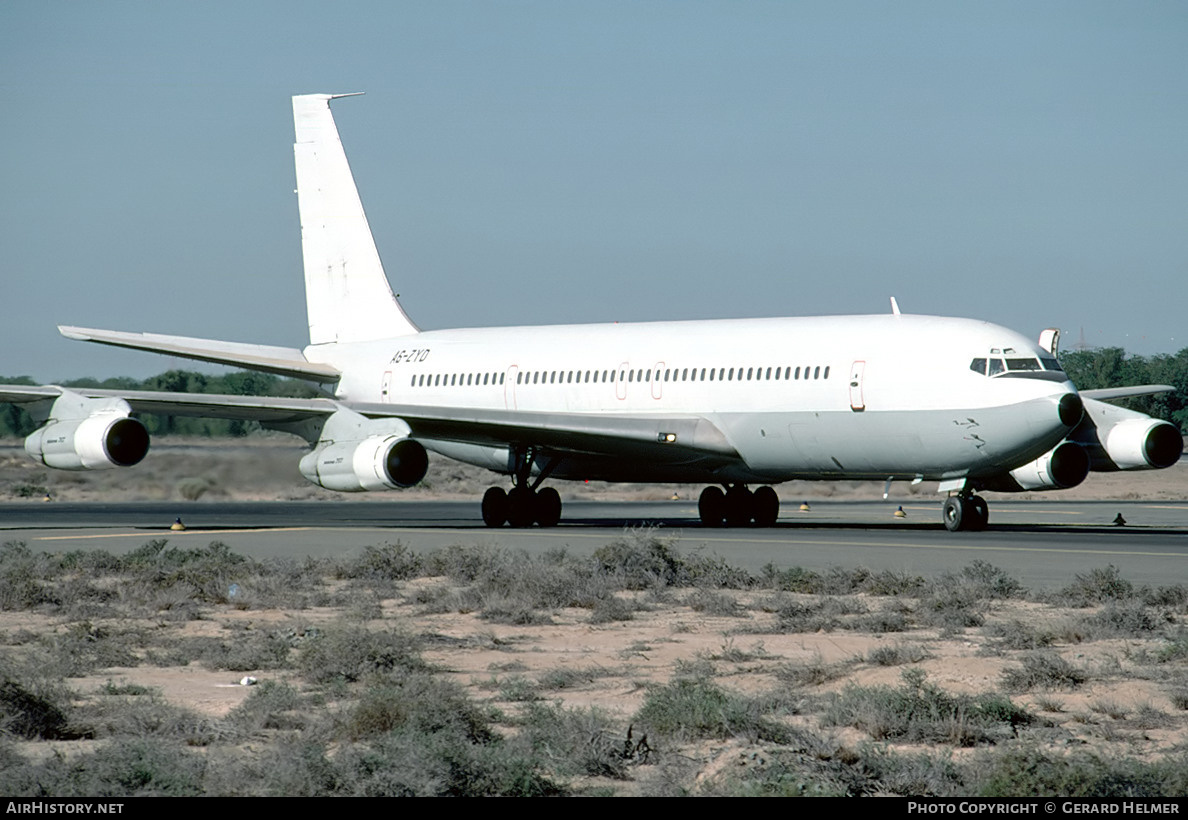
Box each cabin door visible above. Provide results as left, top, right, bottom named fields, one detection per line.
left=849, top=361, right=866, bottom=412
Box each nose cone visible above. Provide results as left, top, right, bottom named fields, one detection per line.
left=1058, top=392, right=1084, bottom=428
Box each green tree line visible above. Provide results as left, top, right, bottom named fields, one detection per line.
left=0, top=370, right=321, bottom=438
left=1059, top=348, right=1188, bottom=433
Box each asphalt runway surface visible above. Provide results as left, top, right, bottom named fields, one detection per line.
left=2, top=499, right=1186, bottom=589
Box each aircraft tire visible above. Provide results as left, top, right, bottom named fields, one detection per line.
left=942, top=496, right=965, bottom=532
left=481, top=487, right=508, bottom=527
left=506, top=487, right=536, bottom=528
left=968, top=495, right=989, bottom=531
left=724, top=485, right=754, bottom=527
left=698, top=486, right=725, bottom=527
left=753, top=486, right=779, bottom=527
left=534, top=486, right=562, bottom=527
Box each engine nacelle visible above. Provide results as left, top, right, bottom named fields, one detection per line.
left=25, top=414, right=150, bottom=470
left=1100, top=418, right=1183, bottom=471
left=978, top=441, right=1090, bottom=493
left=299, top=435, right=428, bottom=492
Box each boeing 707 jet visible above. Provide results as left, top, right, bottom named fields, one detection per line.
left=2, top=94, right=1181, bottom=531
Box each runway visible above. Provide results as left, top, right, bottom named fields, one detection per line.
left=2, top=499, right=1186, bottom=588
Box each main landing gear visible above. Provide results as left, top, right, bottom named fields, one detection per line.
left=698, top=484, right=780, bottom=527
left=481, top=446, right=562, bottom=528
left=942, top=493, right=989, bottom=532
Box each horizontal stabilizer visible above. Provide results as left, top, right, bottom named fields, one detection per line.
left=58, top=326, right=341, bottom=383
left=1079, top=385, right=1175, bottom=401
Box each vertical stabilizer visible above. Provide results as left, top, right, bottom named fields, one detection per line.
left=293, top=93, right=419, bottom=344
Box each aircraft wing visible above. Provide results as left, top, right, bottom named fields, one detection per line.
left=0, top=386, right=738, bottom=462
left=57, top=326, right=341, bottom=383
left=1079, top=384, right=1176, bottom=401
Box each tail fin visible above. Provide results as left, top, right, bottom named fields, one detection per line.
left=293, top=93, right=419, bottom=345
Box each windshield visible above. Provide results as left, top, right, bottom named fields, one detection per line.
left=969, top=350, right=1066, bottom=378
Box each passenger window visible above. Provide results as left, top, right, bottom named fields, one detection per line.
left=814, top=366, right=820, bottom=379
left=746, top=367, right=753, bottom=380
left=823, top=366, right=830, bottom=379
left=794, top=367, right=800, bottom=380
left=499, top=373, right=505, bottom=384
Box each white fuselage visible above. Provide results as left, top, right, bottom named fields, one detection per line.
left=305, top=312, right=1078, bottom=485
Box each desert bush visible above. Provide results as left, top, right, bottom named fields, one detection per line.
left=1054, top=565, right=1134, bottom=607
left=1001, top=652, right=1088, bottom=692
left=190, top=630, right=292, bottom=672
left=1081, top=600, right=1172, bottom=637
left=82, top=695, right=218, bottom=746
left=298, top=624, right=427, bottom=685
left=823, top=669, right=1032, bottom=746
left=0, top=738, right=207, bottom=797
left=336, top=542, right=422, bottom=582
left=593, top=530, right=690, bottom=590
left=0, top=541, right=57, bottom=610
left=972, top=746, right=1188, bottom=797
left=759, top=563, right=823, bottom=593
left=867, top=643, right=930, bottom=666
left=684, top=589, right=746, bottom=617
left=40, top=621, right=142, bottom=677
left=945, top=561, right=1024, bottom=600
left=588, top=594, right=635, bottom=624
left=1155, top=627, right=1188, bottom=663
left=635, top=675, right=791, bottom=742
left=986, top=620, right=1055, bottom=650
left=226, top=680, right=306, bottom=734
left=0, top=676, right=79, bottom=740
left=517, top=702, right=633, bottom=779
left=774, top=599, right=840, bottom=633
left=776, top=656, right=848, bottom=686
left=335, top=730, right=564, bottom=797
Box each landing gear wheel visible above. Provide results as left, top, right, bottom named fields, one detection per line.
left=753, top=486, right=780, bottom=527
left=506, top=487, right=536, bottom=528
left=942, top=496, right=964, bottom=532
left=534, top=487, right=562, bottom=527
left=968, top=495, right=989, bottom=531
left=698, top=486, right=725, bottom=527
left=724, top=485, right=755, bottom=527
left=481, top=487, right=508, bottom=527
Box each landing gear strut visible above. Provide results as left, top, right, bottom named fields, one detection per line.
left=698, top=484, right=780, bottom=527
left=942, top=493, right=989, bottom=532
left=481, top=446, right=562, bottom=528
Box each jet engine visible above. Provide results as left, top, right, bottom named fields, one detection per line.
left=1095, top=417, right=1182, bottom=471
left=1071, top=397, right=1184, bottom=472
left=978, top=441, right=1090, bottom=493
left=297, top=409, right=428, bottom=492
left=24, top=395, right=149, bottom=470
left=299, top=435, right=428, bottom=492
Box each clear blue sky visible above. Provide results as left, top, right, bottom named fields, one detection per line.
left=2, top=1, right=1185, bottom=381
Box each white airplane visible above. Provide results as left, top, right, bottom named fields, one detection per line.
left=2, top=94, right=1181, bottom=532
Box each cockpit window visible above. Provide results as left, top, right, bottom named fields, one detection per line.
left=971, top=351, right=1066, bottom=378
left=1006, top=358, right=1042, bottom=372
